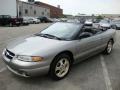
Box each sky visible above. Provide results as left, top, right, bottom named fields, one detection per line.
left=21, top=0, right=120, bottom=15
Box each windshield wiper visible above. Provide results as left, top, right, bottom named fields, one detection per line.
left=43, top=34, right=63, bottom=40
left=35, top=33, right=63, bottom=40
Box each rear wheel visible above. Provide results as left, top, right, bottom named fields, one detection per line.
left=49, top=54, right=71, bottom=80
left=104, top=40, right=113, bottom=54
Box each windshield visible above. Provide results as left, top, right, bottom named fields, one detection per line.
left=37, top=22, right=81, bottom=40
left=112, top=20, right=120, bottom=24
left=100, top=20, right=110, bottom=23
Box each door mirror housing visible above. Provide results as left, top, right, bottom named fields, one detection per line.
left=79, top=32, right=92, bottom=39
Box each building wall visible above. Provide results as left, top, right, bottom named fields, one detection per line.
left=35, top=2, right=63, bottom=18
left=0, top=0, right=17, bottom=17
left=18, top=1, right=50, bottom=17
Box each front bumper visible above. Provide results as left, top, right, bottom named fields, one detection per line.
left=2, top=49, right=50, bottom=77
left=6, top=64, right=49, bottom=77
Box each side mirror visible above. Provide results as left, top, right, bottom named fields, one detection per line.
left=79, top=32, right=92, bottom=39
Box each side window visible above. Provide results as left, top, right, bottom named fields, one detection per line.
left=78, top=28, right=93, bottom=39
left=82, top=27, right=103, bottom=35
left=34, top=10, right=36, bottom=15
left=82, top=28, right=94, bottom=35
left=93, top=29, right=103, bottom=34
left=25, top=9, right=28, bottom=15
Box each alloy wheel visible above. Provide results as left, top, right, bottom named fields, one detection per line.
left=55, top=58, right=70, bottom=78
left=107, top=41, right=113, bottom=54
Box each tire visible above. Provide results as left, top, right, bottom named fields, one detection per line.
left=111, top=25, right=117, bottom=30
left=49, top=54, right=72, bottom=80
left=104, top=40, right=113, bottom=54
left=33, top=21, right=36, bottom=24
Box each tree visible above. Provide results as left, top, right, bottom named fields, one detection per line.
left=96, top=15, right=103, bottom=20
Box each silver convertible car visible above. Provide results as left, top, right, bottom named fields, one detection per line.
left=2, top=22, right=116, bottom=80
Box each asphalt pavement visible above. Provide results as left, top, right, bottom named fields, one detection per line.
left=0, top=24, right=120, bottom=90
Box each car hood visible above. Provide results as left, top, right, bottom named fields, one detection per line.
left=6, top=36, right=67, bottom=56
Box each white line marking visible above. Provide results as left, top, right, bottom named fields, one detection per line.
left=100, top=55, right=113, bottom=90
left=0, top=67, right=7, bottom=73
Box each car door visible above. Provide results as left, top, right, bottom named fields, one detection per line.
left=99, top=30, right=113, bottom=47
left=74, top=29, right=103, bottom=62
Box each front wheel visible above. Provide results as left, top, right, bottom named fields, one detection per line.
left=104, top=40, right=113, bottom=54
left=49, top=54, right=71, bottom=80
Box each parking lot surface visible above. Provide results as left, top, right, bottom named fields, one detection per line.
left=0, top=24, right=120, bottom=90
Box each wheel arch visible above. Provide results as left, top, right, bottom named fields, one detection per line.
left=110, top=38, right=114, bottom=44
left=49, top=50, right=74, bottom=80
left=51, top=50, right=74, bottom=65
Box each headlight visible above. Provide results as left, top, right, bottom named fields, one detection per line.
left=16, top=55, right=43, bottom=62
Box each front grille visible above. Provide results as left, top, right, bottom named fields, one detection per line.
left=5, top=49, right=15, bottom=60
